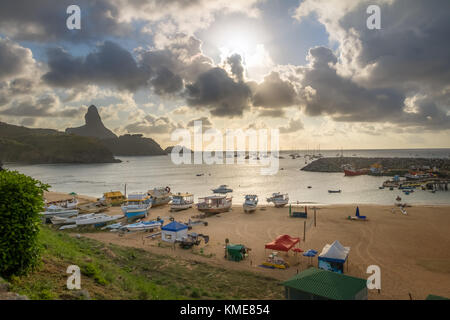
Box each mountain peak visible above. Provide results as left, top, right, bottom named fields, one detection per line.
left=65, top=105, right=117, bottom=140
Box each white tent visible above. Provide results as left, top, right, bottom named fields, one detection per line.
left=319, top=240, right=350, bottom=262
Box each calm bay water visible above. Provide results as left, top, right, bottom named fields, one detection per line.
left=5, top=149, right=450, bottom=205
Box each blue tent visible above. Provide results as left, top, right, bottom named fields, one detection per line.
left=161, top=221, right=188, bottom=232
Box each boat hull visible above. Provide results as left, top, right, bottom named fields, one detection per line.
left=170, top=203, right=193, bottom=211
left=243, top=204, right=257, bottom=212
left=197, top=204, right=231, bottom=214
left=344, top=169, right=367, bottom=176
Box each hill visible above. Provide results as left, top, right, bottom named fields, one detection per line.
left=0, top=122, right=119, bottom=164
left=65, top=105, right=166, bottom=156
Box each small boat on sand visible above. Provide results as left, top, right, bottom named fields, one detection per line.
left=121, top=193, right=152, bottom=220
left=171, top=193, right=194, bottom=211
left=147, top=187, right=172, bottom=206
left=197, top=195, right=232, bottom=214
left=59, top=214, right=123, bottom=229
left=243, top=195, right=258, bottom=213
left=119, top=220, right=164, bottom=232
left=41, top=205, right=79, bottom=220
left=212, top=185, right=233, bottom=194
left=266, top=193, right=289, bottom=207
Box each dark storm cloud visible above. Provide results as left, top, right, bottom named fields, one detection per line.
left=42, top=41, right=149, bottom=91
left=0, top=0, right=130, bottom=42
left=279, top=118, right=303, bottom=133
left=0, top=95, right=84, bottom=118
left=125, top=114, right=179, bottom=134
left=0, top=38, right=33, bottom=80
left=293, top=0, right=450, bottom=130
left=252, top=72, right=298, bottom=109
left=185, top=67, right=252, bottom=117
left=226, top=54, right=245, bottom=82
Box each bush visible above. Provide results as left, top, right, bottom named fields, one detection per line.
left=0, top=170, right=48, bottom=277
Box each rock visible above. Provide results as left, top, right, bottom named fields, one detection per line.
left=73, top=289, right=91, bottom=300
left=66, top=105, right=117, bottom=140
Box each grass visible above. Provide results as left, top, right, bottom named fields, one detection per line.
left=8, top=226, right=283, bottom=300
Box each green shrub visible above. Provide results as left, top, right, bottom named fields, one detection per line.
left=0, top=170, right=48, bottom=278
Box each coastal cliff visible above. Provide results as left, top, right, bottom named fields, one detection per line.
left=0, top=122, right=119, bottom=164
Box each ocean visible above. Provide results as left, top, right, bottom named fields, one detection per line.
left=5, top=149, right=450, bottom=205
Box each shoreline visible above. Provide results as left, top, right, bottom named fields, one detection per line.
left=45, top=191, right=450, bottom=300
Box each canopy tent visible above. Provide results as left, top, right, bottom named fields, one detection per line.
left=161, top=221, right=188, bottom=243
left=265, top=235, right=300, bottom=252
left=318, top=240, right=350, bottom=273
left=226, top=244, right=247, bottom=262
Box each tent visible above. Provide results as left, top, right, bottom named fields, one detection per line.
left=161, top=221, right=188, bottom=243
left=226, top=244, right=247, bottom=262
left=318, top=240, right=350, bottom=273
left=265, top=235, right=300, bottom=252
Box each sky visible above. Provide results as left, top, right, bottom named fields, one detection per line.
left=0, top=0, right=449, bottom=150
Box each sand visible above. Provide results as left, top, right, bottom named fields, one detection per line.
left=45, top=192, right=450, bottom=300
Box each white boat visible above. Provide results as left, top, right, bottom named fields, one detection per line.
left=266, top=193, right=289, bottom=207
left=45, top=197, right=78, bottom=210
left=119, top=220, right=164, bottom=232
left=197, top=195, right=232, bottom=214
left=211, top=185, right=233, bottom=194
left=243, top=195, right=258, bottom=213
left=147, top=187, right=172, bottom=206
left=171, top=193, right=194, bottom=211
left=51, top=213, right=97, bottom=225
left=41, top=204, right=79, bottom=219
left=121, top=193, right=152, bottom=220
left=75, top=214, right=123, bottom=226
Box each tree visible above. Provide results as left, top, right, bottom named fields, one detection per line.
left=0, top=170, right=48, bottom=277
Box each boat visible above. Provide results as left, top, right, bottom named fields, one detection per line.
left=396, top=196, right=402, bottom=201
left=266, top=193, right=289, bottom=207
left=51, top=213, right=96, bottom=225
left=344, top=168, right=368, bottom=176
left=197, top=195, right=232, bottom=214
left=121, top=193, right=152, bottom=220
left=211, top=185, right=233, bottom=194
left=119, top=220, right=164, bottom=232
left=99, top=191, right=125, bottom=206
left=170, top=193, right=194, bottom=211
left=147, top=187, right=172, bottom=206
left=59, top=214, right=123, bottom=229
left=41, top=204, right=79, bottom=220
left=328, top=190, right=341, bottom=193
left=243, top=195, right=258, bottom=213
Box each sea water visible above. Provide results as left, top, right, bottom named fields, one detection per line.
left=5, top=149, right=450, bottom=205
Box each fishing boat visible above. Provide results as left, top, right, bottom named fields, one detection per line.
left=118, top=220, right=164, bottom=232
left=41, top=204, right=79, bottom=220
left=266, top=193, right=289, bottom=207
left=59, top=214, right=123, bottom=229
left=212, top=185, right=233, bottom=194
left=121, top=193, right=152, bottom=220
left=262, top=252, right=289, bottom=269
left=147, top=187, right=172, bottom=206
left=328, top=190, right=342, bottom=193
left=197, top=195, right=232, bottom=214
left=51, top=213, right=96, bottom=225
left=170, top=193, right=194, bottom=211
left=344, top=168, right=368, bottom=176
left=243, top=195, right=258, bottom=213
left=45, top=197, right=79, bottom=210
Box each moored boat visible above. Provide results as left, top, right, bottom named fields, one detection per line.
left=197, top=195, right=232, bottom=214
left=243, top=195, right=258, bottom=213
left=41, top=204, right=79, bottom=220
left=170, top=193, right=194, bottom=211
left=121, top=193, right=152, bottom=220
left=328, top=190, right=342, bottom=193
left=147, top=187, right=172, bottom=206
left=212, top=185, right=233, bottom=194
left=344, top=168, right=368, bottom=176
left=266, top=193, right=289, bottom=207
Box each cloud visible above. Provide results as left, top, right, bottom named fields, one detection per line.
left=124, top=114, right=181, bottom=135
left=279, top=118, right=304, bottom=133
left=293, top=0, right=450, bottom=130
left=185, top=67, right=252, bottom=117
left=252, top=71, right=298, bottom=109
left=42, top=41, right=149, bottom=91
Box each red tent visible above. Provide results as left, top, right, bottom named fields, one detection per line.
left=265, top=235, right=300, bottom=252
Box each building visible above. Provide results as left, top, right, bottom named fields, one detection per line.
left=282, top=267, right=368, bottom=300
left=161, top=221, right=188, bottom=243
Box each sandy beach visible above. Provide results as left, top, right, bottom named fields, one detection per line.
left=45, top=191, right=450, bottom=300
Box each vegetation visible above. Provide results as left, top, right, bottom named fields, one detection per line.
left=102, top=134, right=166, bottom=156
left=0, top=170, right=48, bottom=278
left=0, top=122, right=119, bottom=164
left=10, top=226, right=283, bottom=300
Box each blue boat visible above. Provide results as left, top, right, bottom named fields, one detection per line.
left=121, top=193, right=152, bottom=220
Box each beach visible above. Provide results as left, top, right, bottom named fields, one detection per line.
left=45, top=191, right=450, bottom=300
